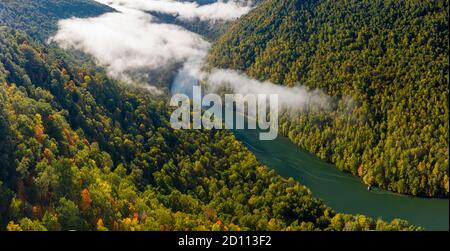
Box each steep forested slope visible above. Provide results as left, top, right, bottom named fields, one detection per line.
left=208, top=0, right=449, bottom=197
left=0, top=28, right=419, bottom=231
left=148, top=0, right=265, bottom=41
left=0, top=0, right=113, bottom=41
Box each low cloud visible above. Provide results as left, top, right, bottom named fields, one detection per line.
left=95, top=0, right=254, bottom=21
left=50, top=4, right=210, bottom=85
left=50, top=0, right=255, bottom=87
left=206, top=69, right=331, bottom=110
left=51, top=0, right=330, bottom=112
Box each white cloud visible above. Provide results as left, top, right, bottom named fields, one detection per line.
left=51, top=0, right=330, bottom=111
left=95, top=0, right=254, bottom=21
left=50, top=0, right=255, bottom=87
left=206, top=69, right=331, bottom=109
left=50, top=7, right=210, bottom=84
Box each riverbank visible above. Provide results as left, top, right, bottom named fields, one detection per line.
left=233, top=127, right=449, bottom=230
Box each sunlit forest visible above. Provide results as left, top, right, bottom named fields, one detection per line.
left=209, top=0, right=449, bottom=197
left=0, top=0, right=448, bottom=232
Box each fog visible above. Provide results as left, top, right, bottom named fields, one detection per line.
left=94, top=0, right=254, bottom=21
left=206, top=69, right=331, bottom=109
left=51, top=0, right=330, bottom=111
left=50, top=3, right=209, bottom=84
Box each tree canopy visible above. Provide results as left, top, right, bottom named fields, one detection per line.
left=208, top=0, right=449, bottom=197
left=0, top=27, right=419, bottom=231
left=0, top=0, right=113, bottom=41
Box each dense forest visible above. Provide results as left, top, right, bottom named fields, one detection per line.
left=208, top=0, right=449, bottom=197
left=0, top=0, right=420, bottom=230
left=0, top=0, right=113, bottom=41
left=0, top=27, right=419, bottom=231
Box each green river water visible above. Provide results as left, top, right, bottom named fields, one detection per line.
left=233, top=128, right=449, bottom=230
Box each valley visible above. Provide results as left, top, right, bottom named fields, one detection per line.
left=0, top=0, right=448, bottom=231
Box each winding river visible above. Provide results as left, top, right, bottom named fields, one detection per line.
left=233, top=127, right=449, bottom=231
left=52, top=0, right=448, bottom=232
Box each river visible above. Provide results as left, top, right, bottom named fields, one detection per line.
left=54, top=0, right=449, bottom=232
left=233, top=127, right=449, bottom=231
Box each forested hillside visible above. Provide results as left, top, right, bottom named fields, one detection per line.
left=148, top=0, right=264, bottom=41
left=208, top=0, right=449, bottom=197
left=0, top=27, right=419, bottom=231
left=0, top=0, right=113, bottom=41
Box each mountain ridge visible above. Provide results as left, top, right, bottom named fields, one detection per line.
left=0, top=0, right=114, bottom=41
